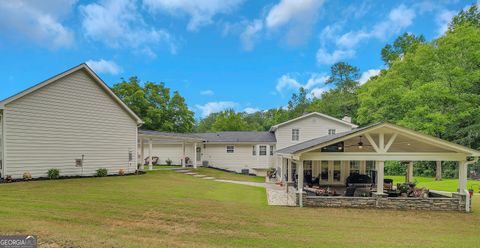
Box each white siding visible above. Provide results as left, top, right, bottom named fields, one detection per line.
left=275, top=115, right=353, bottom=150
left=4, top=70, right=138, bottom=179
left=201, top=143, right=274, bottom=173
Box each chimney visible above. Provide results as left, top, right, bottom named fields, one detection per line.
left=342, top=115, right=351, bottom=123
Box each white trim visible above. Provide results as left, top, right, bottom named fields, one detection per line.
left=364, top=133, right=380, bottom=153
left=0, top=64, right=143, bottom=125
left=301, top=152, right=468, bottom=161
left=384, top=133, right=398, bottom=152
left=0, top=111, right=5, bottom=178
left=295, top=123, right=480, bottom=156
left=269, top=112, right=358, bottom=131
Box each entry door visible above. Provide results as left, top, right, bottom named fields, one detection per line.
left=319, top=161, right=343, bottom=185
left=196, top=147, right=201, bottom=162
left=331, top=161, right=342, bottom=184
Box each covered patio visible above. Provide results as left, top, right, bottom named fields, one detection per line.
left=276, top=122, right=480, bottom=212
left=138, top=130, right=205, bottom=170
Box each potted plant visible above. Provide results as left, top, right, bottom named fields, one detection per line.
left=398, top=183, right=409, bottom=197
left=468, top=187, right=474, bottom=197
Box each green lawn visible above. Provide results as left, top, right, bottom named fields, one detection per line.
left=0, top=171, right=479, bottom=247
left=191, top=167, right=265, bottom=183
left=385, top=175, right=480, bottom=192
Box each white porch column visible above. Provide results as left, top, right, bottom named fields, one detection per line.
left=435, top=161, right=442, bottom=181
left=182, top=141, right=186, bottom=167
left=193, top=143, right=198, bottom=169
left=148, top=139, right=153, bottom=170
left=458, top=160, right=467, bottom=193
left=140, top=138, right=145, bottom=171
left=406, top=161, right=413, bottom=183
left=287, top=159, right=292, bottom=182
left=297, top=160, right=304, bottom=207
left=376, top=160, right=384, bottom=193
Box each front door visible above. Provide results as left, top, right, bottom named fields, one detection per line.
left=319, top=160, right=343, bottom=185
left=196, top=147, right=201, bottom=162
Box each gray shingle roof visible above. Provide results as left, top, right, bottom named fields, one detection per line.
left=139, top=130, right=204, bottom=140
left=139, top=130, right=276, bottom=143
left=195, top=131, right=276, bottom=143
left=276, top=123, right=381, bottom=154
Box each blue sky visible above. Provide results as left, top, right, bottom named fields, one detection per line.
left=0, top=0, right=476, bottom=119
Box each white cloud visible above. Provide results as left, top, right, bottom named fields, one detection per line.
left=336, top=4, right=416, bottom=48
left=359, top=69, right=381, bottom=84
left=243, top=107, right=260, bottom=114
left=0, top=0, right=76, bottom=48
left=143, top=0, right=244, bottom=31
left=316, top=48, right=355, bottom=65
left=276, top=73, right=329, bottom=96
left=86, top=59, right=122, bottom=75
left=436, top=9, right=456, bottom=36
left=266, top=0, right=325, bottom=45
left=310, top=87, right=326, bottom=98
left=80, top=0, right=176, bottom=55
left=196, top=101, right=238, bottom=117
left=200, top=90, right=214, bottom=96
left=240, top=19, right=263, bottom=51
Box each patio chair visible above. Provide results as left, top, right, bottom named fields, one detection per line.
left=144, top=156, right=159, bottom=165
left=383, top=179, right=393, bottom=190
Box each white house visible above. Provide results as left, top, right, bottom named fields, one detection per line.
left=138, top=112, right=358, bottom=176
left=0, top=64, right=142, bottom=179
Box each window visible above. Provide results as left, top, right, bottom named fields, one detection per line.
left=350, top=161, right=360, bottom=175
left=270, top=145, right=274, bottom=155
left=252, top=145, right=256, bottom=155
left=292, top=129, right=299, bottom=141
left=226, top=145, right=234, bottom=153
left=328, top=129, right=336, bottom=135
left=259, top=146, right=267, bottom=156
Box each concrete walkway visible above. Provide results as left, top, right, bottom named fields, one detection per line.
left=265, top=183, right=297, bottom=206
left=173, top=169, right=296, bottom=206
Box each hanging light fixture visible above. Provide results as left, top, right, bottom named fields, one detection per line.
left=357, top=136, right=364, bottom=149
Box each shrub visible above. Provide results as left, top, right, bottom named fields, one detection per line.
left=47, top=169, right=60, bottom=179
left=118, top=169, right=125, bottom=176
left=96, top=168, right=108, bottom=177
left=23, top=172, right=32, bottom=181
left=165, top=159, right=172, bottom=166
left=5, top=175, right=13, bottom=183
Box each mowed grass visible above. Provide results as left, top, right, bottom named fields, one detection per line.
left=385, top=175, right=480, bottom=192
left=0, top=171, right=478, bottom=247
left=191, top=167, right=265, bottom=183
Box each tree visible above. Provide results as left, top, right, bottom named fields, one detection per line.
left=112, top=77, right=194, bottom=132
left=357, top=13, right=480, bottom=154
left=211, top=109, right=251, bottom=131
left=287, top=87, right=311, bottom=118
left=449, top=4, right=480, bottom=31
left=325, top=62, right=360, bottom=92
left=307, top=62, right=360, bottom=120
left=381, top=32, right=426, bottom=66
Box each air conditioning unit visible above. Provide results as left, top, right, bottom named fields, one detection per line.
left=202, top=161, right=209, bottom=166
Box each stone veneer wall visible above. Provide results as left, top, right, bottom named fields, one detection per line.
left=302, top=193, right=468, bottom=212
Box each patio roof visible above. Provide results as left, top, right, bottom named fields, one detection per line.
left=138, top=130, right=276, bottom=143
left=276, top=122, right=480, bottom=157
